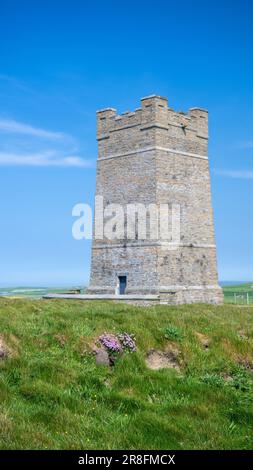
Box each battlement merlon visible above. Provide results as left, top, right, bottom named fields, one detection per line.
left=96, top=96, right=208, bottom=140
left=189, top=107, right=208, bottom=137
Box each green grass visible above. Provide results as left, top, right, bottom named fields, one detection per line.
left=0, top=298, right=253, bottom=450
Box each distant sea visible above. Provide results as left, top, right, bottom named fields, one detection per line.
left=219, top=281, right=252, bottom=286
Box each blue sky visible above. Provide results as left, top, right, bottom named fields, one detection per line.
left=0, top=0, right=252, bottom=286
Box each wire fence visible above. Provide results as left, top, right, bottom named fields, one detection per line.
left=224, top=291, right=253, bottom=305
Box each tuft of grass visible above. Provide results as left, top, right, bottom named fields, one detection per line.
left=201, top=373, right=225, bottom=388
left=0, top=298, right=253, bottom=450
left=164, top=325, right=184, bottom=342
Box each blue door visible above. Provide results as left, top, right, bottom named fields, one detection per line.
left=119, top=276, right=127, bottom=295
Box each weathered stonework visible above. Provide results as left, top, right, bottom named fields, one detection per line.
left=88, top=95, right=223, bottom=304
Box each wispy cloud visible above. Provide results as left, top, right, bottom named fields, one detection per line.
left=0, top=118, right=69, bottom=141
left=0, top=116, right=94, bottom=168
left=0, top=151, right=95, bottom=168
left=215, top=169, right=253, bottom=179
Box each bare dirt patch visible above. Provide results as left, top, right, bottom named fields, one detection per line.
left=221, top=372, right=234, bottom=383
left=195, top=332, right=210, bottom=349
left=54, top=334, right=67, bottom=348
left=237, top=356, right=253, bottom=373
left=145, top=348, right=180, bottom=371
left=0, top=336, right=10, bottom=360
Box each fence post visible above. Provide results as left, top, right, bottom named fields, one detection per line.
left=234, top=293, right=236, bottom=304
left=247, top=293, right=249, bottom=305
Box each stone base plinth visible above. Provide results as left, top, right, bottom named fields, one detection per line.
left=43, top=286, right=223, bottom=305
left=43, top=294, right=159, bottom=305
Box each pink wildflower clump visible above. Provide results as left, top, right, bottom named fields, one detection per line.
left=98, top=333, right=122, bottom=353
left=117, top=332, right=136, bottom=352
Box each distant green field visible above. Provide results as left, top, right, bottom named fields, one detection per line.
left=223, top=283, right=253, bottom=305
left=0, top=286, right=86, bottom=299
left=1, top=283, right=253, bottom=304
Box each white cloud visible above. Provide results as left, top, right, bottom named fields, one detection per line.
left=0, top=151, right=94, bottom=168
left=0, top=118, right=68, bottom=141
left=215, top=169, right=253, bottom=179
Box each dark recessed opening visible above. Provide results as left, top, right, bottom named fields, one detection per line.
left=118, top=276, right=127, bottom=295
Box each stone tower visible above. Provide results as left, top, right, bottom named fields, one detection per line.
left=88, top=95, right=223, bottom=304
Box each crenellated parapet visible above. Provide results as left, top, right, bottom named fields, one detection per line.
left=96, top=95, right=208, bottom=159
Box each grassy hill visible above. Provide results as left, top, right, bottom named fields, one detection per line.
left=0, top=298, right=253, bottom=450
